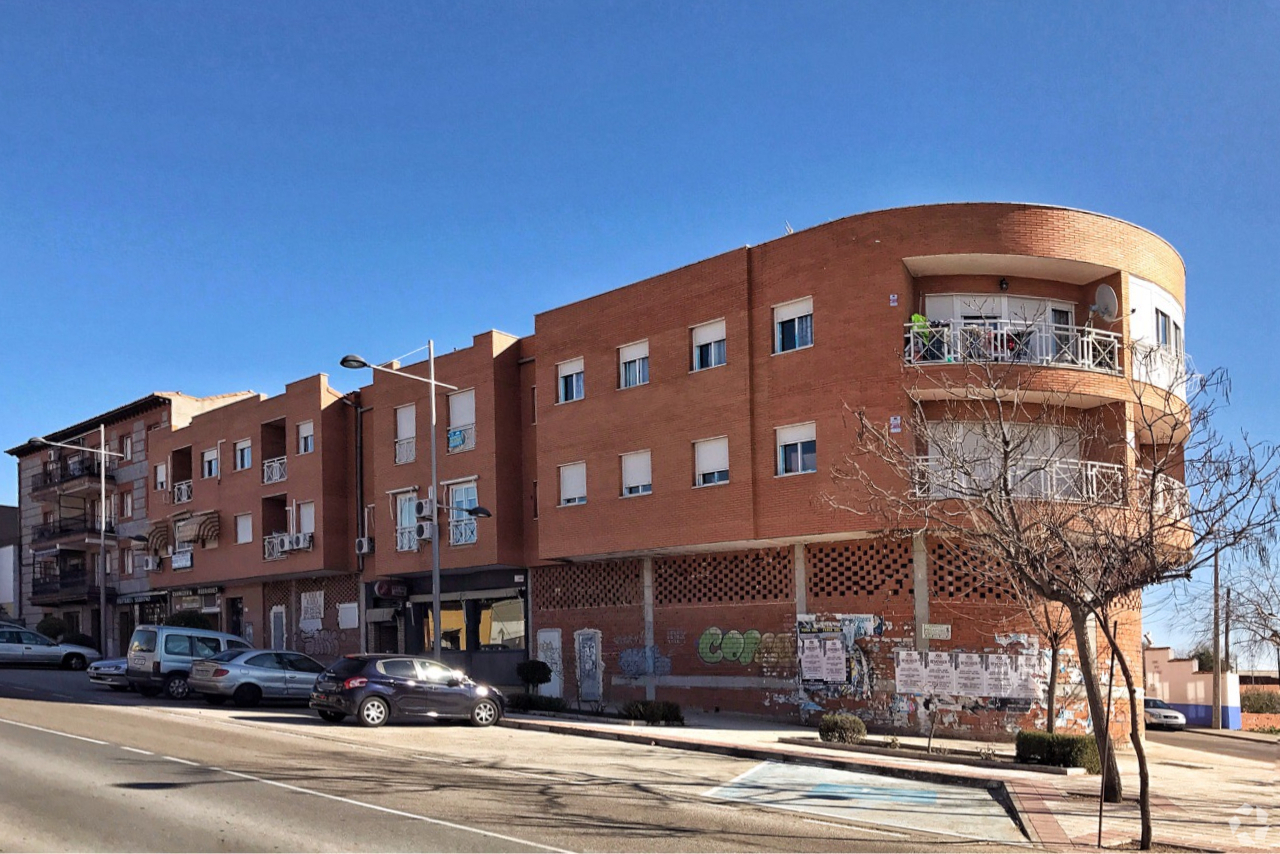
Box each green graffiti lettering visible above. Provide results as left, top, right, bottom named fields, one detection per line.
left=721, top=630, right=745, bottom=661
left=697, top=627, right=723, bottom=664
left=740, top=630, right=762, bottom=664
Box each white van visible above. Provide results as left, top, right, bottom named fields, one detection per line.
left=126, top=625, right=253, bottom=700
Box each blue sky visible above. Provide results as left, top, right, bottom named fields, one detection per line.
left=2, top=3, right=1277, bottom=653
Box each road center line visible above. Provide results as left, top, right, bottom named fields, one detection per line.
left=120, top=746, right=153, bottom=755
left=0, top=717, right=108, bottom=745
left=164, top=756, right=200, bottom=766
left=209, top=766, right=573, bottom=853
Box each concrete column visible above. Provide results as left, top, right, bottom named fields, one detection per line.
left=642, top=557, right=655, bottom=701
left=793, top=543, right=807, bottom=617
left=913, top=532, right=929, bottom=652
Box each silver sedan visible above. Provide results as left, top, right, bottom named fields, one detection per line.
left=87, top=658, right=131, bottom=690
left=189, top=650, right=326, bottom=707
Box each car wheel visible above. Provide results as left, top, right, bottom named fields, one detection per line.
left=203, top=695, right=228, bottom=706
left=232, top=684, right=262, bottom=708
left=63, top=654, right=87, bottom=671
left=357, top=696, right=389, bottom=728
left=108, top=685, right=128, bottom=692
left=318, top=710, right=346, bottom=723
left=164, top=673, right=191, bottom=700
left=470, top=698, right=500, bottom=727
left=137, top=685, right=161, bottom=698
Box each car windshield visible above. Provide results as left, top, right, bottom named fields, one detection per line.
left=325, top=658, right=366, bottom=679
left=129, top=629, right=157, bottom=653
left=1146, top=699, right=1170, bottom=710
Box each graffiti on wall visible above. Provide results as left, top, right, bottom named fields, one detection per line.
left=574, top=628, right=603, bottom=703
left=696, top=627, right=793, bottom=670
left=795, top=615, right=883, bottom=700
left=301, top=628, right=342, bottom=658
left=618, top=645, right=672, bottom=678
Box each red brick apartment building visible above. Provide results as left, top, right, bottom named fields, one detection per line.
left=7, top=203, right=1187, bottom=735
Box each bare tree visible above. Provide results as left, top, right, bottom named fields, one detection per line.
left=827, top=342, right=1280, bottom=849
left=1228, top=569, right=1280, bottom=680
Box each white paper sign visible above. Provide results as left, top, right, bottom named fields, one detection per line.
left=985, top=654, right=1014, bottom=697
left=955, top=653, right=985, bottom=695
left=337, top=601, right=359, bottom=630
left=300, top=590, right=324, bottom=632
left=927, top=652, right=956, bottom=693
left=822, top=639, right=847, bottom=683
left=894, top=650, right=927, bottom=694
left=799, top=638, right=825, bottom=681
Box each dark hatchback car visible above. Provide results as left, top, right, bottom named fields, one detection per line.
left=310, top=654, right=504, bottom=728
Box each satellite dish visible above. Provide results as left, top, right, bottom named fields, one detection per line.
left=1091, top=284, right=1119, bottom=322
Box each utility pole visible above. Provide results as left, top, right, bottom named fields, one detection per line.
left=1212, top=551, right=1221, bottom=730
left=1224, top=587, right=1232, bottom=676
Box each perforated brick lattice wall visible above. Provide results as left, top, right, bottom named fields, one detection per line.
left=534, top=560, right=643, bottom=611
left=928, top=541, right=1014, bottom=601
left=654, top=548, right=793, bottom=606
left=806, top=539, right=912, bottom=602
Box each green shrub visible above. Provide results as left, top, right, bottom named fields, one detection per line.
left=507, top=692, right=568, bottom=713
left=1241, top=690, right=1280, bottom=714
left=818, top=713, right=867, bottom=744
left=516, top=659, right=553, bottom=692
left=1015, top=730, right=1101, bottom=773
left=36, top=616, right=68, bottom=640
left=61, top=632, right=99, bottom=651
left=620, top=700, right=684, bottom=725
left=1247, top=725, right=1280, bottom=735
left=164, top=610, right=212, bottom=630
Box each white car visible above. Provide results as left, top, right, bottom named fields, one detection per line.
left=0, top=627, right=102, bottom=670
left=88, top=658, right=131, bottom=690
left=1144, top=697, right=1186, bottom=730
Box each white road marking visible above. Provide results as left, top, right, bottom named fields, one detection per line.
left=164, top=756, right=200, bottom=766
left=0, top=717, right=108, bottom=745
left=703, top=760, right=767, bottom=797
left=801, top=817, right=909, bottom=838
left=50, top=693, right=74, bottom=700
left=120, top=746, right=153, bottom=755
left=209, top=766, right=572, bottom=852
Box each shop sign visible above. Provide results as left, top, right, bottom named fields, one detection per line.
left=374, top=580, right=408, bottom=599
left=168, top=586, right=222, bottom=598
left=171, top=551, right=193, bottom=570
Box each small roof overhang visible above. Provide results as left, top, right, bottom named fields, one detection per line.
left=903, top=253, right=1118, bottom=285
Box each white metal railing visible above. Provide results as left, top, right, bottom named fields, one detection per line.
left=450, top=516, right=477, bottom=546
left=447, top=423, right=476, bottom=454
left=1137, top=470, right=1191, bottom=520
left=1132, top=342, right=1189, bottom=399
left=396, top=525, right=418, bottom=552
left=262, top=456, right=287, bottom=485
left=263, top=533, right=287, bottom=561
left=173, top=480, right=193, bottom=504
left=914, top=456, right=1126, bottom=504
left=904, top=320, right=1122, bottom=375
left=395, top=437, right=416, bottom=465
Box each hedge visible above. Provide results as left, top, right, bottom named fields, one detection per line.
left=620, top=700, right=684, bottom=725
left=818, top=713, right=867, bottom=744
left=61, top=632, right=99, bottom=651
left=1241, top=690, right=1280, bottom=715
left=1015, top=730, right=1101, bottom=773
left=507, top=693, right=569, bottom=713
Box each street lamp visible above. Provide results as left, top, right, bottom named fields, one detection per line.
left=30, top=427, right=124, bottom=656
left=341, top=344, right=491, bottom=656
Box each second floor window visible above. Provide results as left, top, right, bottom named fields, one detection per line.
left=558, top=358, right=584, bottom=403
left=121, top=435, right=133, bottom=462
left=449, top=481, right=479, bottom=545
left=298, top=421, right=314, bottom=454
left=621, top=450, right=652, bottom=496
left=396, top=492, right=418, bottom=551
left=774, top=297, right=814, bottom=353
left=1155, top=309, right=1183, bottom=354
left=395, top=405, right=416, bottom=464
left=559, top=462, right=587, bottom=505
left=692, top=320, right=726, bottom=371
left=618, top=341, right=649, bottom=389
left=694, top=436, right=729, bottom=486
left=201, top=448, right=218, bottom=479
left=122, top=491, right=133, bottom=519
left=234, top=440, right=252, bottom=471
left=776, top=422, right=817, bottom=476
left=155, top=462, right=167, bottom=491
left=298, top=501, right=315, bottom=535
left=448, top=389, right=476, bottom=453
left=235, top=513, right=252, bottom=544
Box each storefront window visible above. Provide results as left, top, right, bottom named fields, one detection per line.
left=478, top=598, right=525, bottom=650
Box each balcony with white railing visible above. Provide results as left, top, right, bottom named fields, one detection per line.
left=904, top=320, right=1122, bottom=376
left=395, top=437, right=416, bottom=465
left=263, top=533, right=287, bottom=561
left=262, top=456, right=287, bottom=485
left=173, top=480, right=193, bottom=505
left=450, top=516, right=477, bottom=546
left=396, top=525, right=418, bottom=552
left=1137, top=470, right=1191, bottom=520
left=915, top=456, right=1126, bottom=504
left=447, top=423, right=476, bottom=454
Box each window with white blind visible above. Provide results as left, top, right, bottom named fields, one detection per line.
left=621, top=451, right=652, bottom=496
left=559, top=462, right=587, bottom=505
left=121, top=548, right=132, bottom=576
left=395, top=405, right=416, bottom=464
left=122, top=491, right=133, bottom=519
left=776, top=422, right=817, bottom=475
left=692, top=320, right=727, bottom=371
left=774, top=297, right=814, bottom=353
left=298, top=501, right=316, bottom=535
left=235, top=513, right=252, bottom=544
left=297, top=420, right=314, bottom=454
left=121, top=435, right=133, bottom=461
left=201, top=448, right=219, bottom=479
left=618, top=341, right=649, bottom=389
left=447, top=389, right=476, bottom=453
left=694, top=437, right=729, bottom=486
left=155, top=462, right=167, bottom=491
left=234, top=439, right=252, bottom=471
left=558, top=358, right=584, bottom=403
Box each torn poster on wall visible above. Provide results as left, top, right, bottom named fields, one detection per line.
left=796, top=616, right=879, bottom=700
left=893, top=649, right=1044, bottom=700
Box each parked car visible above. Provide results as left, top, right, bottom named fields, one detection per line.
left=189, top=649, right=326, bottom=707
left=125, top=625, right=253, bottom=700
left=88, top=658, right=131, bottom=690
left=1144, top=697, right=1187, bottom=730
left=0, top=627, right=101, bottom=670
left=310, top=654, right=504, bottom=728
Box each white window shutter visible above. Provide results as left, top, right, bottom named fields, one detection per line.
left=558, top=358, right=584, bottom=379
left=396, top=405, right=416, bottom=439
left=449, top=389, right=476, bottom=426
left=776, top=422, right=816, bottom=446
left=560, top=462, right=586, bottom=502
left=298, top=421, right=314, bottom=440
left=299, top=502, right=315, bottom=534
left=695, top=437, right=729, bottom=473
left=621, top=451, right=651, bottom=488
left=618, top=341, right=648, bottom=363
left=692, top=320, right=726, bottom=347
left=774, top=297, right=813, bottom=324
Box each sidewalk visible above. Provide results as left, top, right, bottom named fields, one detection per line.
left=502, top=710, right=1278, bottom=850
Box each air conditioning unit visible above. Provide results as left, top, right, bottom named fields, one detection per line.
left=292, top=532, right=312, bottom=551
left=355, top=537, right=375, bottom=556
left=414, top=521, right=434, bottom=542
left=415, top=499, right=434, bottom=519
left=275, top=533, right=293, bottom=552
left=142, top=556, right=160, bottom=572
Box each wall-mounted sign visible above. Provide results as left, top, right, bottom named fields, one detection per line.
left=171, top=551, right=193, bottom=570
left=374, top=580, right=408, bottom=599
left=889, top=416, right=902, bottom=433
left=889, top=294, right=899, bottom=307
left=921, top=623, right=952, bottom=640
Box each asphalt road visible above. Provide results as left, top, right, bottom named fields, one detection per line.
left=1146, top=727, right=1279, bottom=763
left=0, top=666, right=1028, bottom=853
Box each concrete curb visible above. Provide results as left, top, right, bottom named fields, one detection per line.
left=1184, top=726, right=1279, bottom=744
left=777, top=736, right=1087, bottom=775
